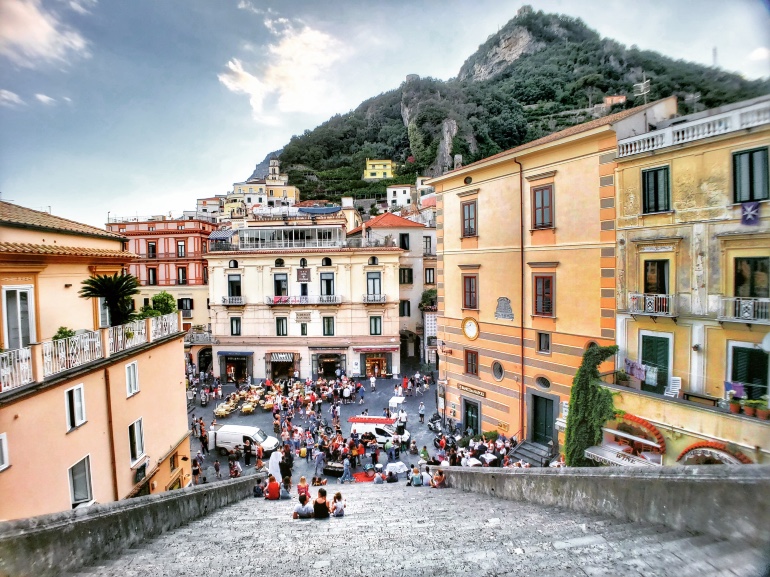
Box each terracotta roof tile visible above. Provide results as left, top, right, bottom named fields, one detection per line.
left=0, top=201, right=125, bottom=240
left=348, top=212, right=426, bottom=235
left=0, top=242, right=136, bottom=259
left=420, top=197, right=437, bottom=208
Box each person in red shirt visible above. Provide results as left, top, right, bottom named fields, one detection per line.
left=265, top=475, right=281, bottom=500
left=439, top=436, right=447, bottom=451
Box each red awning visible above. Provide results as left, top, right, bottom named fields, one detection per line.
left=353, top=347, right=400, bottom=353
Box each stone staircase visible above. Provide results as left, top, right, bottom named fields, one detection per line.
left=509, top=439, right=552, bottom=467
left=66, top=480, right=767, bottom=577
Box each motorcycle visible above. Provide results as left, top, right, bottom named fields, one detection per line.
left=427, top=412, right=442, bottom=432
left=433, top=431, right=459, bottom=450
left=319, top=417, right=334, bottom=436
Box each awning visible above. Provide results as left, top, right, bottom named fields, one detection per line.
left=297, top=206, right=342, bottom=215
left=602, top=426, right=661, bottom=448
left=209, top=229, right=235, bottom=240
left=216, top=351, right=254, bottom=356
left=584, top=445, right=659, bottom=467
left=270, top=352, right=295, bottom=362
left=352, top=346, right=400, bottom=353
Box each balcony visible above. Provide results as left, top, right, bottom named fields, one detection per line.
left=617, top=99, right=770, bottom=158
left=42, top=331, right=103, bottom=378
left=139, top=279, right=205, bottom=286
left=209, top=237, right=398, bottom=252
left=138, top=252, right=204, bottom=260
left=362, top=294, right=386, bottom=304
left=718, top=297, right=770, bottom=325
left=184, top=330, right=217, bottom=345
left=628, top=293, right=678, bottom=317
left=265, top=295, right=342, bottom=305
left=182, top=309, right=193, bottom=319
left=222, top=296, right=245, bottom=306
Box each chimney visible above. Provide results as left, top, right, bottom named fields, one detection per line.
left=454, top=154, right=463, bottom=169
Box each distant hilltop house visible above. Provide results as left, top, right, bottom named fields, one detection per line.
left=363, top=158, right=394, bottom=181
left=228, top=159, right=300, bottom=219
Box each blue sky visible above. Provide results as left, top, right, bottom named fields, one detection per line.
left=1, top=0, right=769, bottom=227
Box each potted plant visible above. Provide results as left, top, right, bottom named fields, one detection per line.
left=756, top=397, right=769, bottom=421
left=615, top=370, right=630, bottom=387
left=727, top=391, right=742, bottom=414
left=743, top=399, right=763, bottom=418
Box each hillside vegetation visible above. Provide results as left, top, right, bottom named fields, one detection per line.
left=274, top=6, right=769, bottom=201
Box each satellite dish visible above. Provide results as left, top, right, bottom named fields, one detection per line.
left=761, top=333, right=770, bottom=353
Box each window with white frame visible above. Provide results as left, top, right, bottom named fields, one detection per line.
left=0, top=433, right=8, bottom=472
left=126, top=362, right=139, bottom=397
left=69, top=455, right=92, bottom=508
left=128, top=418, right=145, bottom=464
left=65, top=384, right=86, bottom=430
left=2, top=286, right=36, bottom=349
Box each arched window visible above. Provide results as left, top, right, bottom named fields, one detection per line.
left=368, top=256, right=379, bottom=265
left=299, top=258, right=307, bottom=267
left=322, top=257, right=332, bottom=266
left=535, top=377, right=551, bottom=390
left=275, top=258, right=285, bottom=267
left=228, top=260, right=238, bottom=268
left=586, top=341, right=598, bottom=350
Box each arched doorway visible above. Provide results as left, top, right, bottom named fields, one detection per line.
left=198, top=348, right=213, bottom=373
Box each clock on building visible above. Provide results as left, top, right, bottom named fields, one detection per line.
left=461, top=317, right=479, bottom=341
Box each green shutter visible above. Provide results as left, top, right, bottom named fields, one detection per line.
left=641, top=335, right=669, bottom=394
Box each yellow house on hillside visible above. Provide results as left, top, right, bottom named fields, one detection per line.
left=363, top=158, right=394, bottom=181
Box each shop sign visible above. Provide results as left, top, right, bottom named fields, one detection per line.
left=295, top=311, right=312, bottom=323
left=297, top=268, right=311, bottom=282
left=458, top=384, right=486, bottom=398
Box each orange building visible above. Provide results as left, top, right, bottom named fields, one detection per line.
left=427, top=99, right=677, bottom=457
left=0, top=202, right=190, bottom=520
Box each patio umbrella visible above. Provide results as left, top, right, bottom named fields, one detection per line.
left=480, top=453, right=497, bottom=463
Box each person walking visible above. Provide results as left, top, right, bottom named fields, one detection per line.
left=370, top=374, right=376, bottom=392
left=419, top=402, right=425, bottom=423
left=339, top=456, right=354, bottom=484
left=314, top=448, right=327, bottom=478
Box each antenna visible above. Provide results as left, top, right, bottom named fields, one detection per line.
left=712, top=46, right=718, bottom=68
left=633, top=72, right=650, bottom=105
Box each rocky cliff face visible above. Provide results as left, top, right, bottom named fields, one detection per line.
left=458, top=25, right=544, bottom=82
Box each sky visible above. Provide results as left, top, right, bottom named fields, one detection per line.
left=1, top=0, right=769, bottom=228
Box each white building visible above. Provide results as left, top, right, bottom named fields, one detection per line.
left=386, top=185, right=415, bottom=209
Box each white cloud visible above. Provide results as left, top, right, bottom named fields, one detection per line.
left=237, top=1, right=274, bottom=16
left=749, top=47, right=770, bottom=62
left=0, top=89, right=25, bottom=107
left=68, top=0, right=98, bottom=15
left=217, top=58, right=276, bottom=124
left=35, top=93, right=56, bottom=105
left=0, top=0, right=90, bottom=68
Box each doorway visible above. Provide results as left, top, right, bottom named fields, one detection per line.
left=532, top=395, right=554, bottom=445
left=463, top=399, right=480, bottom=437
left=198, top=348, right=212, bottom=374
left=365, top=356, right=386, bottom=377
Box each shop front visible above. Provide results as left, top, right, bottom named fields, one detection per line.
left=310, top=349, right=347, bottom=379
left=217, top=351, right=253, bottom=384
left=266, top=352, right=300, bottom=380
left=353, top=346, right=400, bottom=378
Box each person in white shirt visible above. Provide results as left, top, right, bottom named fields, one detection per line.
left=370, top=375, right=376, bottom=391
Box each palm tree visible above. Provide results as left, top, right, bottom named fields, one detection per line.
left=79, top=272, right=140, bottom=327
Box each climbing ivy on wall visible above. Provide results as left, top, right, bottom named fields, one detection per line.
left=564, top=344, right=618, bottom=467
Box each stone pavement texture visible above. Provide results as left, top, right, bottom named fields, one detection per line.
left=66, top=481, right=767, bottom=577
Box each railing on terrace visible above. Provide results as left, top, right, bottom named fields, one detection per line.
left=362, top=294, right=387, bottom=304
left=42, top=331, right=103, bottom=379
left=265, top=295, right=342, bottom=305
left=222, top=296, right=245, bottom=305
left=209, top=238, right=398, bottom=252
left=139, top=279, right=206, bottom=286
left=628, top=293, right=678, bottom=317
left=718, top=297, right=770, bottom=324
left=109, top=320, right=148, bottom=354
left=184, top=331, right=217, bottom=345
left=617, top=99, right=770, bottom=158
left=0, top=348, right=33, bottom=392
left=136, top=252, right=205, bottom=259
left=151, top=313, right=179, bottom=340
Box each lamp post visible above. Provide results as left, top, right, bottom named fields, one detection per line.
left=437, top=340, right=452, bottom=428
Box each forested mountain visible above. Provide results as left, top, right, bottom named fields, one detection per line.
left=270, top=6, right=769, bottom=201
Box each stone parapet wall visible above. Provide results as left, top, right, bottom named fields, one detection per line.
left=0, top=473, right=264, bottom=577
left=444, top=465, right=770, bottom=545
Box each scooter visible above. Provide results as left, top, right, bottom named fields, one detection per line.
left=427, top=412, right=442, bottom=432
left=433, top=431, right=459, bottom=449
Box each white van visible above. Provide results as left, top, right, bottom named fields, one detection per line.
left=348, top=416, right=410, bottom=447
left=212, top=425, right=280, bottom=456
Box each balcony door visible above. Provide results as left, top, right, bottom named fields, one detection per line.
left=644, top=260, right=669, bottom=294
left=320, top=273, right=334, bottom=296
left=228, top=275, right=241, bottom=297
left=367, top=272, right=381, bottom=295
left=735, top=257, right=769, bottom=298
left=3, top=287, right=35, bottom=349
left=274, top=274, right=288, bottom=296
left=640, top=332, right=670, bottom=395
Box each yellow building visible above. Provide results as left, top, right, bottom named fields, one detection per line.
left=428, top=99, right=677, bottom=454
left=363, top=158, right=394, bottom=181
left=0, top=202, right=189, bottom=520
left=613, top=95, right=770, bottom=465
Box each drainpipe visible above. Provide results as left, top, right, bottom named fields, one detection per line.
left=513, top=157, right=526, bottom=441
left=104, top=368, right=119, bottom=501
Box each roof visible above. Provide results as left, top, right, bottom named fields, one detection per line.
left=430, top=99, right=669, bottom=181
left=348, top=212, right=426, bottom=235
left=0, top=201, right=126, bottom=240
left=0, top=242, right=136, bottom=259
left=420, top=196, right=437, bottom=208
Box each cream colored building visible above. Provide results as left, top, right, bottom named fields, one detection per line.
left=206, top=208, right=403, bottom=381
left=0, top=202, right=189, bottom=520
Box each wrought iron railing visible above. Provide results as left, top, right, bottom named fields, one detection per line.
left=362, top=294, right=386, bottom=303
left=184, top=331, right=217, bottom=344
left=628, top=293, right=677, bottom=316
left=222, top=296, right=245, bottom=305
left=151, top=313, right=179, bottom=340
left=265, top=295, right=342, bottom=305
left=718, top=297, right=770, bottom=324
left=0, top=347, right=33, bottom=392
left=42, top=331, right=103, bottom=378
left=109, top=321, right=148, bottom=354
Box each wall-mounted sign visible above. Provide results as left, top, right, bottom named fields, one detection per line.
left=295, top=312, right=312, bottom=323
left=497, top=421, right=509, bottom=432
left=297, top=268, right=311, bottom=282
left=494, top=297, right=514, bottom=320
left=458, top=384, right=486, bottom=398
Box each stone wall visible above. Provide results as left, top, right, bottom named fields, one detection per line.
left=444, top=465, right=770, bottom=545
left=0, top=474, right=264, bottom=577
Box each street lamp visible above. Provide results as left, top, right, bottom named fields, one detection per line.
left=437, top=341, right=451, bottom=428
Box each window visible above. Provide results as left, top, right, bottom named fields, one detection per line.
left=323, top=317, right=335, bottom=336
left=370, top=172, right=377, bottom=177
left=534, top=275, right=554, bottom=316
left=735, top=257, right=770, bottom=298
left=399, top=300, right=411, bottom=317
left=320, top=273, right=335, bottom=296
left=65, top=384, right=86, bottom=430
left=148, top=226, right=155, bottom=231
left=730, top=344, right=768, bottom=400
left=367, top=272, right=381, bottom=295
left=274, top=274, right=288, bottom=296
left=69, top=456, right=92, bottom=507
left=2, top=287, right=35, bottom=349
left=734, top=148, right=769, bottom=202
left=536, top=377, right=551, bottom=389
left=203, top=267, right=208, bottom=284
left=464, top=350, right=478, bottom=375
left=399, top=268, right=413, bottom=285
left=97, top=297, right=110, bottom=328
left=228, top=274, right=242, bottom=297
left=275, top=258, right=285, bottom=267
left=492, top=361, right=504, bottom=381
left=177, top=267, right=187, bottom=285
left=425, top=268, right=435, bottom=285
left=640, top=333, right=671, bottom=394
left=642, top=167, right=670, bottom=213
left=532, top=185, right=554, bottom=228
left=300, top=258, right=308, bottom=267
left=370, top=316, right=382, bottom=335
left=177, top=241, right=186, bottom=258
left=0, top=433, right=9, bottom=472
left=276, top=317, right=287, bottom=336
left=462, top=200, right=477, bottom=237
left=300, top=323, right=307, bottom=336
left=170, top=452, right=178, bottom=472
left=368, top=256, right=378, bottom=265
left=128, top=419, right=145, bottom=464
left=537, top=332, right=551, bottom=353
left=147, top=242, right=156, bottom=258
left=644, top=260, right=669, bottom=294
left=322, top=257, right=332, bottom=266
left=143, top=297, right=150, bottom=308
left=228, top=260, right=239, bottom=268
left=231, top=317, right=241, bottom=336
left=148, top=268, right=157, bottom=286
left=463, top=275, right=478, bottom=309
left=423, top=236, right=432, bottom=255
left=399, top=233, right=410, bottom=250
left=126, top=362, right=139, bottom=396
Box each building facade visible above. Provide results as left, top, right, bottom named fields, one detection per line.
left=363, top=158, right=394, bottom=181
left=206, top=209, right=403, bottom=382
left=0, top=202, right=189, bottom=520
left=106, top=216, right=217, bottom=331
